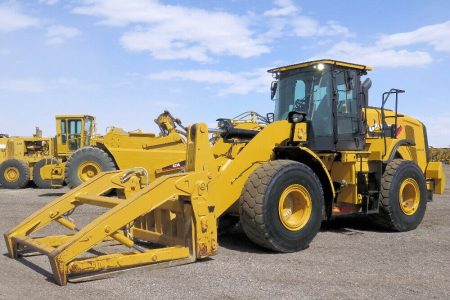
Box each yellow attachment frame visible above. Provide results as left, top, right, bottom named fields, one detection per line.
left=4, top=124, right=217, bottom=285
left=4, top=168, right=215, bottom=285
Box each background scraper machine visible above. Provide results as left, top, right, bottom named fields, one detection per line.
left=5, top=59, right=445, bottom=285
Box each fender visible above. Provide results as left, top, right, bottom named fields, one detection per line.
left=274, top=146, right=336, bottom=219
left=385, top=139, right=415, bottom=164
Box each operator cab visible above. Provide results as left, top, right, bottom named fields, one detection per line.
left=56, top=115, right=96, bottom=155
left=269, top=59, right=372, bottom=152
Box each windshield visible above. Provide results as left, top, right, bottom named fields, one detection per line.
left=274, top=67, right=333, bottom=137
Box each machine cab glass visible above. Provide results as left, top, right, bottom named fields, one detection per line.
left=56, top=115, right=95, bottom=155
left=272, top=62, right=364, bottom=151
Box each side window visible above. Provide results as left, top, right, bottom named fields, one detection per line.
left=84, top=118, right=92, bottom=145
left=293, top=80, right=307, bottom=112
left=294, top=80, right=305, bottom=100
left=68, top=119, right=82, bottom=150
left=60, top=120, right=67, bottom=144
left=335, top=71, right=358, bottom=135
left=85, top=119, right=92, bottom=135
left=310, top=75, right=332, bottom=137
left=276, top=79, right=306, bottom=120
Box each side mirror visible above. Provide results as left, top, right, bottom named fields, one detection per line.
left=270, top=81, right=278, bottom=100
left=216, top=118, right=232, bottom=130
left=266, top=112, right=274, bottom=123
left=288, top=111, right=307, bottom=123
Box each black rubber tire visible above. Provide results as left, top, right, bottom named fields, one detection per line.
left=65, top=146, right=116, bottom=189
left=32, top=158, right=63, bottom=189
left=370, top=159, right=427, bottom=232
left=0, top=159, right=29, bottom=189
left=239, top=160, right=324, bottom=252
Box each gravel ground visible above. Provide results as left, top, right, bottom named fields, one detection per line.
left=0, top=167, right=449, bottom=299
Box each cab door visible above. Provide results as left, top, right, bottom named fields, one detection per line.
left=56, top=117, right=69, bottom=155
left=83, top=117, right=94, bottom=146
left=67, top=119, right=83, bottom=151
left=333, top=70, right=365, bottom=151
left=307, top=72, right=335, bottom=151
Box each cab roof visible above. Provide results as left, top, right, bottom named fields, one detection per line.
left=268, top=59, right=373, bottom=73
left=55, top=114, right=95, bottom=119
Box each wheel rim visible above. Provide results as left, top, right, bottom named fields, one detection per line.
left=278, top=184, right=312, bottom=231
left=4, top=167, right=20, bottom=182
left=77, top=161, right=101, bottom=182
left=399, top=178, right=420, bottom=215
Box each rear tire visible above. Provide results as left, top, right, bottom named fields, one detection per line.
left=65, top=147, right=116, bottom=189
left=370, top=159, right=427, bottom=231
left=33, top=158, right=63, bottom=189
left=0, top=159, right=29, bottom=189
left=239, top=160, right=324, bottom=252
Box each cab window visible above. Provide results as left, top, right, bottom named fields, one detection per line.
left=69, top=120, right=82, bottom=135
left=60, top=120, right=67, bottom=144
left=335, top=71, right=358, bottom=135
left=68, top=119, right=82, bottom=150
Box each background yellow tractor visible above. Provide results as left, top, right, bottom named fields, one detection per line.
left=0, top=134, right=9, bottom=164
left=5, top=59, right=445, bottom=285
left=63, top=110, right=187, bottom=188
left=0, top=115, right=95, bottom=189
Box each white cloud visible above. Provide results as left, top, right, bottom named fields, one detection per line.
left=39, top=0, right=59, bottom=5
left=46, top=25, right=81, bottom=45
left=73, top=0, right=269, bottom=62
left=315, top=20, right=450, bottom=68
left=264, top=0, right=298, bottom=17
left=377, top=20, right=450, bottom=53
left=149, top=69, right=272, bottom=95
left=292, top=17, right=353, bottom=38
left=263, top=1, right=353, bottom=39
left=0, top=6, right=39, bottom=33
left=315, top=41, right=433, bottom=68
left=72, top=0, right=354, bottom=61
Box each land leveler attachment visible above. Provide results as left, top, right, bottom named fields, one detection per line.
left=4, top=123, right=224, bottom=285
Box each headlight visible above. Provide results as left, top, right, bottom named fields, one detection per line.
left=288, top=111, right=307, bottom=123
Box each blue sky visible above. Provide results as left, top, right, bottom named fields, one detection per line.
left=0, top=0, right=449, bottom=146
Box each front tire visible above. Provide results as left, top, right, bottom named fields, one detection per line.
left=371, top=159, right=427, bottom=231
left=65, top=147, right=116, bottom=189
left=239, top=160, right=324, bottom=252
left=0, top=159, right=29, bottom=189
left=32, top=158, right=63, bottom=189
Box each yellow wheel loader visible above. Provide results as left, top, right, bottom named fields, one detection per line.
left=5, top=60, right=445, bottom=285
left=0, top=115, right=95, bottom=189
left=62, top=111, right=187, bottom=189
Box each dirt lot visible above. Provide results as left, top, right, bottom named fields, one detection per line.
left=0, top=167, right=449, bottom=299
